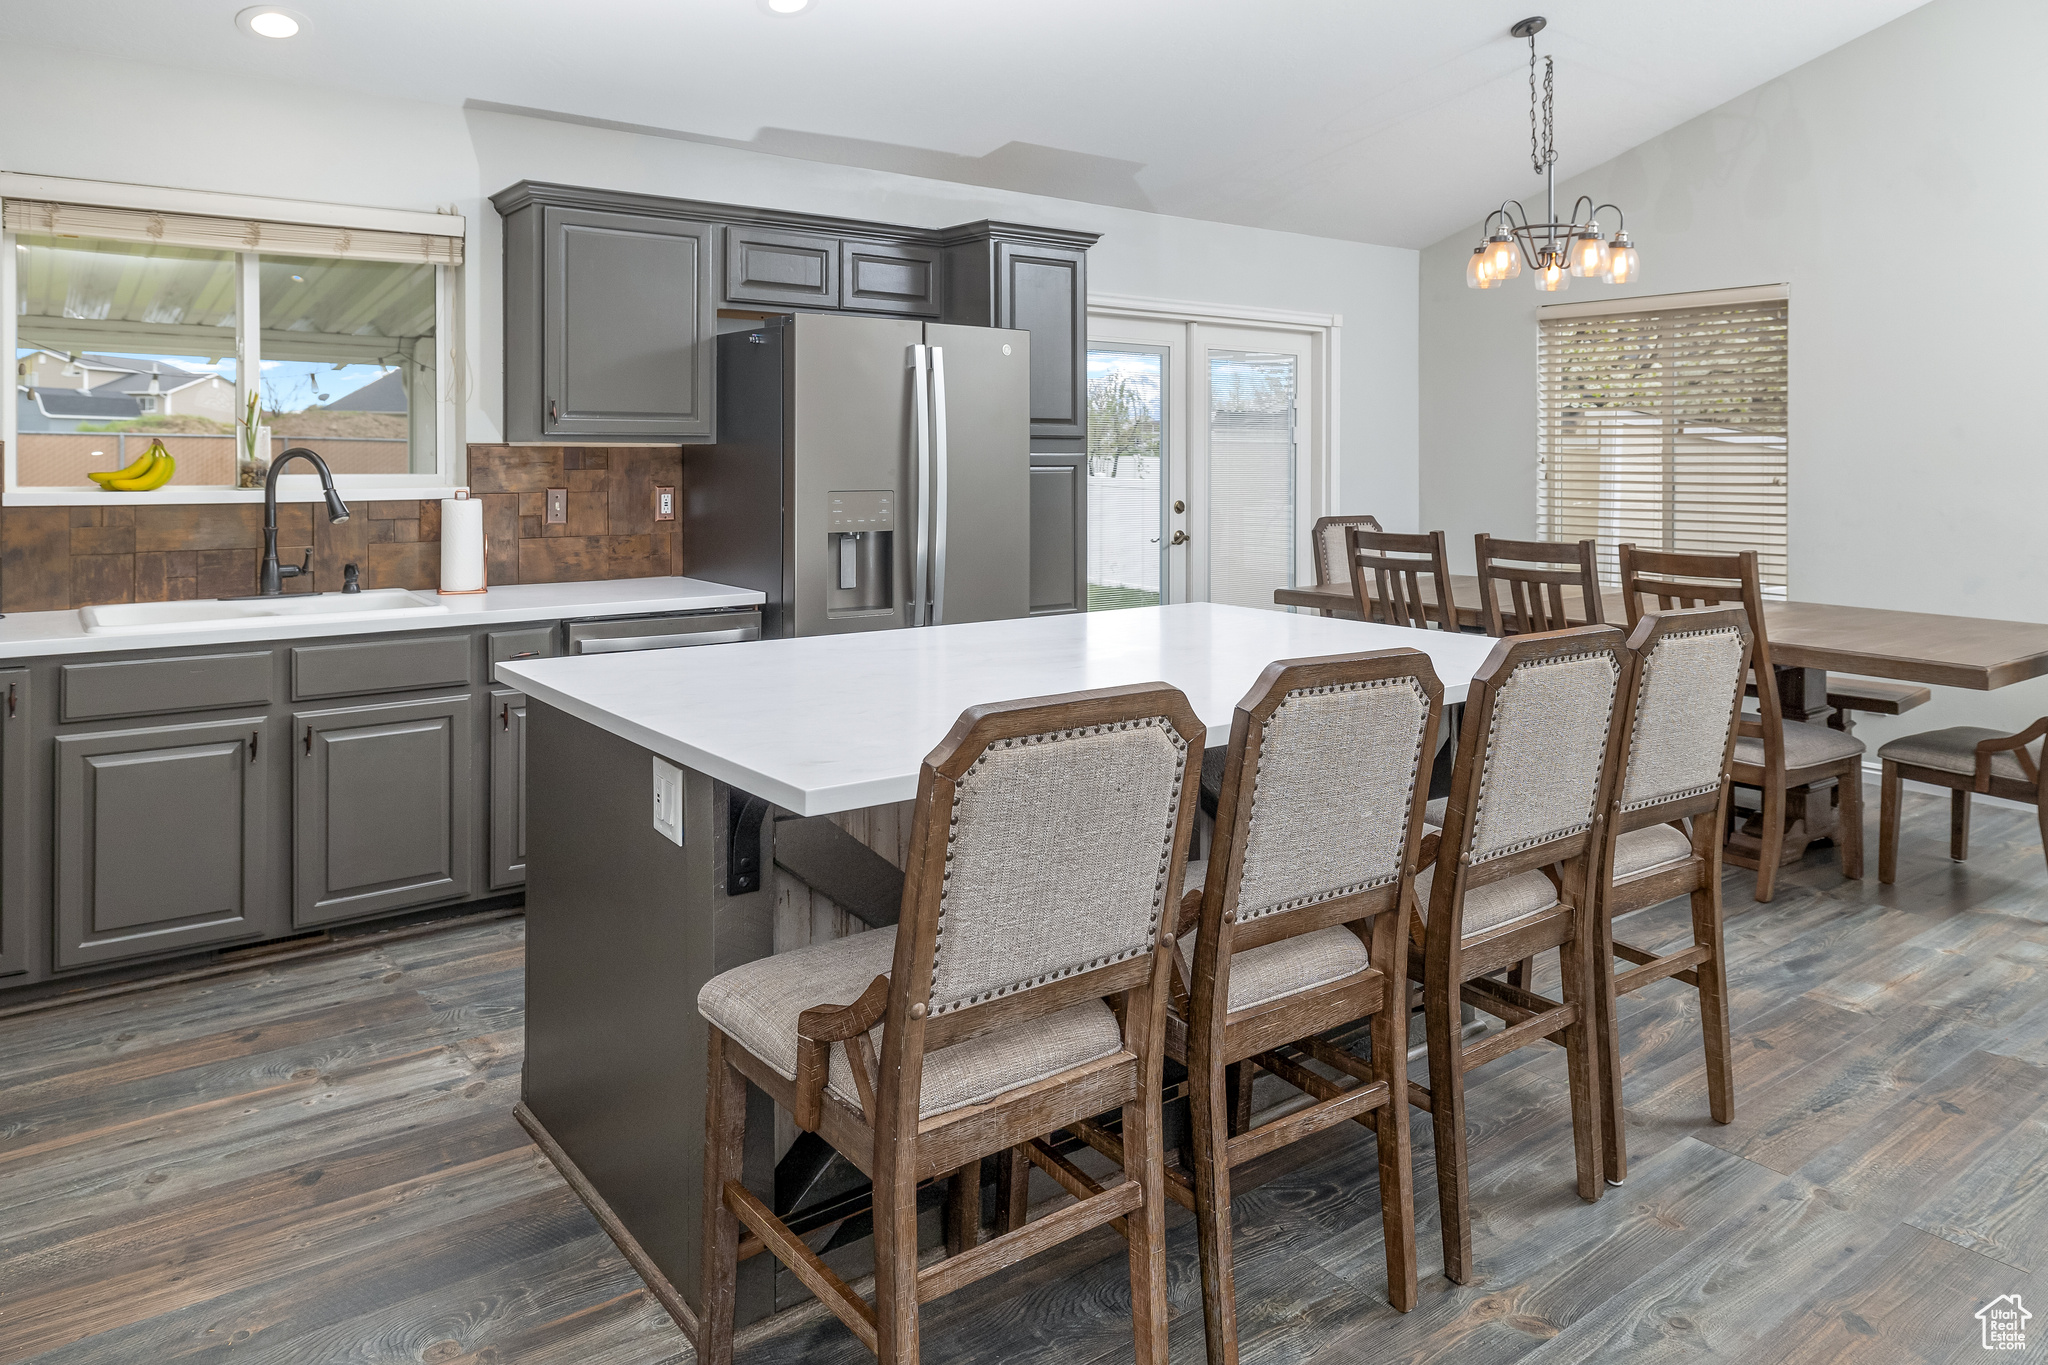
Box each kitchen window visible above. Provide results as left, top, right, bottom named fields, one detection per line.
left=2, top=177, right=463, bottom=501
left=1536, top=285, right=1789, bottom=596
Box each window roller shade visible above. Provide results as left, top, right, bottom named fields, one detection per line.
left=2, top=199, right=462, bottom=266
left=1537, top=295, right=1788, bottom=597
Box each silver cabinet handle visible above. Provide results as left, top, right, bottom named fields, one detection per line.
left=909, top=344, right=933, bottom=628
left=574, top=627, right=759, bottom=654
left=929, top=344, right=949, bottom=627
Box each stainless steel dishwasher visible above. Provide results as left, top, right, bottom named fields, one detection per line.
left=560, top=607, right=763, bottom=655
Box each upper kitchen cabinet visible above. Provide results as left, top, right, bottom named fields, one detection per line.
left=941, top=226, right=1098, bottom=447
left=492, top=183, right=1095, bottom=447
left=498, top=190, right=717, bottom=444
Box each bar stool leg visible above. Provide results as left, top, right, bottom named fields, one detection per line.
left=1558, top=920, right=1604, bottom=1204
left=1951, top=788, right=1973, bottom=862
left=1188, top=1050, right=1240, bottom=1365
left=698, top=1029, right=747, bottom=1365
left=1593, top=907, right=1628, bottom=1186
left=1693, top=874, right=1735, bottom=1125
left=1423, top=971, right=1475, bottom=1284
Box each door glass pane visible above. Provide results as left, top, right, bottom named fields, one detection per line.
left=1086, top=347, right=1164, bottom=610
left=260, top=255, right=437, bottom=476
left=14, top=234, right=239, bottom=487
left=1207, top=349, right=1296, bottom=610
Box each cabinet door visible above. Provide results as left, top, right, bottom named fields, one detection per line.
left=996, top=241, right=1088, bottom=443
left=489, top=688, right=528, bottom=890
left=724, top=225, right=838, bottom=309
left=543, top=207, right=716, bottom=442
left=841, top=238, right=941, bottom=317
left=54, top=716, right=268, bottom=970
left=1028, top=453, right=1087, bottom=615
left=295, top=695, right=473, bottom=927
left=0, top=670, right=29, bottom=978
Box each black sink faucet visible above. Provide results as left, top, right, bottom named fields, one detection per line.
left=260, top=446, right=352, bottom=596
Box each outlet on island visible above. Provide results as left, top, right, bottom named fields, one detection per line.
left=651, top=756, right=684, bottom=846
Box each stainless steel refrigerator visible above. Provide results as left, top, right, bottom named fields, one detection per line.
left=685, top=312, right=1032, bottom=638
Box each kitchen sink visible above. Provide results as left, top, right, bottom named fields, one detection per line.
left=80, top=590, right=453, bottom=635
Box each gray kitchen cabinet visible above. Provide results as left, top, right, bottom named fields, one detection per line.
left=294, top=694, right=474, bottom=928
left=725, top=225, right=838, bottom=309
left=995, top=240, right=1089, bottom=445
left=0, top=670, right=29, bottom=978
left=840, top=238, right=941, bottom=317
left=53, top=715, right=269, bottom=970
left=489, top=687, right=529, bottom=890
left=1028, top=453, right=1088, bottom=615
left=500, top=195, right=716, bottom=443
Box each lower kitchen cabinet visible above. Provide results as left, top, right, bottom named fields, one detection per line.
left=53, top=715, right=269, bottom=970
left=489, top=688, right=529, bottom=890
left=295, top=694, right=474, bottom=928
left=0, top=669, right=30, bottom=978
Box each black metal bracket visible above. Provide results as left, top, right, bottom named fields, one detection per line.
left=726, top=789, right=771, bottom=896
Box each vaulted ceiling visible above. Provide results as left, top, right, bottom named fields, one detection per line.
left=12, top=0, right=1929, bottom=247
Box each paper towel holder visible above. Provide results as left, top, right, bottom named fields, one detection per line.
left=438, top=488, right=491, bottom=596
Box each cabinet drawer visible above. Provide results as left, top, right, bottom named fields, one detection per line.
left=488, top=626, right=559, bottom=666
left=841, top=238, right=940, bottom=316
left=292, top=636, right=472, bottom=701
left=62, top=651, right=274, bottom=722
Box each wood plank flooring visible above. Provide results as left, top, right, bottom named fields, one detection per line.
left=4, top=784, right=2046, bottom=1363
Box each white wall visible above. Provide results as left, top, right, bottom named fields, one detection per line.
left=1418, top=0, right=2048, bottom=749
left=0, top=42, right=1418, bottom=530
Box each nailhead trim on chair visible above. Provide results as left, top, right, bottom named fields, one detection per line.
left=1619, top=625, right=1745, bottom=814
left=930, top=716, right=1188, bottom=1014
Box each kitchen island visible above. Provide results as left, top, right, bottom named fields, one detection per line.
left=495, top=602, right=1500, bottom=1335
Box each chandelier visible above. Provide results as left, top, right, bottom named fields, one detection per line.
left=1467, top=16, right=1640, bottom=292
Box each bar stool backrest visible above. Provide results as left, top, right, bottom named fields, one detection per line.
left=1613, top=606, right=1754, bottom=824
left=1311, top=515, right=1384, bottom=590
left=1474, top=533, right=1605, bottom=637
left=1345, top=527, right=1458, bottom=631
left=1616, top=545, right=1780, bottom=775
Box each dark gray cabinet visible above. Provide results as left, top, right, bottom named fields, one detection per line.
left=0, top=669, right=29, bottom=978
left=841, top=238, right=941, bottom=317
left=501, top=198, right=716, bottom=443
left=490, top=687, right=529, bottom=890
left=725, top=226, right=838, bottom=309
left=1028, top=453, right=1088, bottom=615
left=54, top=716, right=268, bottom=970
left=996, top=241, right=1088, bottom=445
left=294, top=694, right=474, bottom=928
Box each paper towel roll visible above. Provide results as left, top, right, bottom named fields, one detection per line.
left=439, top=495, right=487, bottom=594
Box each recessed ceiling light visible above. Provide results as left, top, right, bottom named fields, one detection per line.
left=236, top=6, right=306, bottom=38
left=762, top=0, right=812, bottom=13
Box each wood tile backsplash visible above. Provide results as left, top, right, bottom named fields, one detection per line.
left=0, top=445, right=685, bottom=613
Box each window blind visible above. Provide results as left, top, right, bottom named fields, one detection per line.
left=1536, top=291, right=1787, bottom=596
left=1, top=199, right=462, bottom=266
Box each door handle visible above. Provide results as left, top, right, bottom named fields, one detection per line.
left=501, top=702, right=511, bottom=732
left=250, top=730, right=259, bottom=762
left=5, top=682, right=14, bottom=718
left=929, top=345, right=949, bottom=627
left=1171, top=530, right=1191, bottom=546
left=303, top=725, right=313, bottom=756
left=548, top=397, right=559, bottom=425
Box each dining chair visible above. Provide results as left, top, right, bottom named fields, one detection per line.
left=696, top=682, right=1204, bottom=1365
left=1474, top=533, right=1606, bottom=637
left=1309, top=514, right=1385, bottom=615
left=1616, top=545, right=1865, bottom=903
left=1591, top=606, right=1754, bottom=1184
left=1345, top=527, right=1458, bottom=631
left=1408, top=623, right=1627, bottom=1284
left=1876, top=718, right=2047, bottom=883
left=1144, top=649, right=1442, bottom=1363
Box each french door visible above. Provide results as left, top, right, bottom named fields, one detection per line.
left=1086, top=315, right=1321, bottom=611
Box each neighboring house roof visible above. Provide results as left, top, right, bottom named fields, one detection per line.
left=319, top=370, right=406, bottom=414
left=80, top=353, right=216, bottom=380
left=33, top=389, right=144, bottom=420
left=100, top=370, right=218, bottom=397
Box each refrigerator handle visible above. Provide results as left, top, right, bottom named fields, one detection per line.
left=909, top=344, right=932, bottom=628
left=929, top=345, right=949, bottom=627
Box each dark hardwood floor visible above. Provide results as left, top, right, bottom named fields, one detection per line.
left=4, top=784, right=2046, bottom=1363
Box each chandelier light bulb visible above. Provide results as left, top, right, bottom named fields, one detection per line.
left=1486, top=232, right=1522, bottom=279
left=1467, top=247, right=1499, bottom=289
left=1604, top=232, right=1639, bottom=284
left=1535, top=252, right=1570, bottom=292
left=1569, top=227, right=1609, bottom=277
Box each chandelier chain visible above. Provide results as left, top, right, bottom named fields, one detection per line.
left=1529, top=34, right=1555, bottom=175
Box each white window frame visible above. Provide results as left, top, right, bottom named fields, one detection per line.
left=0, top=172, right=465, bottom=506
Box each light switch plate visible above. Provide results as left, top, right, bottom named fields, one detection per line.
left=651, top=757, right=684, bottom=846
left=546, top=488, right=568, bottom=524
left=654, top=485, right=676, bottom=522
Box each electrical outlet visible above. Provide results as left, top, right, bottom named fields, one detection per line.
left=651, top=757, right=684, bottom=846
left=546, top=487, right=568, bottom=524
left=654, top=485, right=676, bottom=522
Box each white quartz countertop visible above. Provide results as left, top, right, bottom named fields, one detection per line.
left=497, top=602, right=1502, bottom=816
left=0, top=577, right=764, bottom=660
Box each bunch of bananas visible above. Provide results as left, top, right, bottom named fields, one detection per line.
left=89, top=439, right=177, bottom=492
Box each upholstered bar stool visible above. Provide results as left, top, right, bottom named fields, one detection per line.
left=1138, top=649, right=1442, bottom=1365
left=1877, top=719, right=2048, bottom=882
left=1592, top=607, right=1754, bottom=1184
left=696, top=683, right=1204, bottom=1365
left=1407, top=625, right=1628, bottom=1284
left=1307, top=514, right=1384, bottom=616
